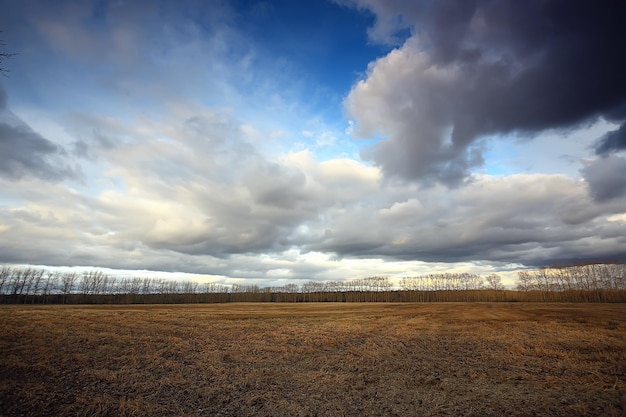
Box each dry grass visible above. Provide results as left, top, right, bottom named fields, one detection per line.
left=1, top=303, right=625, bottom=416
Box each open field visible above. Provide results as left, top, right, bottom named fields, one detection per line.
left=1, top=303, right=625, bottom=416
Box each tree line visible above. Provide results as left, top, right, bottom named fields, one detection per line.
left=515, top=262, right=626, bottom=302
left=1, top=263, right=625, bottom=304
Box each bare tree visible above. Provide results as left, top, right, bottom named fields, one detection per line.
left=1, top=33, right=17, bottom=75
left=10, top=268, right=26, bottom=295
left=42, top=272, right=58, bottom=298
left=128, top=277, right=142, bottom=294
left=28, top=269, right=45, bottom=303
left=141, top=277, right=154, bottom=294
left=485, top=273, right=504, bottom=291
left=0, top=266, right=12, bottom=294
left=61, top=272, right=78, bottom=295
left=516, top=271, right=533, bottom=292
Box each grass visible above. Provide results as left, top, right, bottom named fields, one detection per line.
left=1, top=303, right=625, bottom=416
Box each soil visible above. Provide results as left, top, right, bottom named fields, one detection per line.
left=1, top=302, right=625, bottom=416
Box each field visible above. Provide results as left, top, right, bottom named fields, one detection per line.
left=1, top=303, right=625, bottom=416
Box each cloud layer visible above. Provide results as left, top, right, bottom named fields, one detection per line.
left=2, top=97, right=625, bottom=276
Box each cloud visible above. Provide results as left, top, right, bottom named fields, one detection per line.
left=581, top=155, right=626, bottom=202
left=345, top=39, right=484, bottom=186
left=2, top=116, right=626, bottom=277
left=34, top=108, right=336, bottom=260
left=1, top=0, right=261, bottom=120
left=306, top=173, right=626, bottom=266
left=0, top=85, right=6, bottom=109
left=8, top=93, right=625, bottom=271
left=343, top=0, right=626, bottom=185
left=0, top=85, right=79, bottom=182
left=2, top=0, right=625, bottom=284
left=594, top=123, right=626, bottom=155
left=0, top=119, right=381, bottom=279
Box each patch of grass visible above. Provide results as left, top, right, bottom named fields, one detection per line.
left=1, top=303, right=625, bottom=416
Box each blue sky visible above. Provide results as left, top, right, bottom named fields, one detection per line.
left=1, top=0, right=625, bottom=287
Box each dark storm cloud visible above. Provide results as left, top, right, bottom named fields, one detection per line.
left=0, top=87, right=78, bottom=182
left=594, top=123, right=626, bottom=155
left=345, top=0, right=626, bottom=184
left=581, top=155, right=626, bottom=202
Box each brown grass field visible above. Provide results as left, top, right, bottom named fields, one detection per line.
left=1, top=303, right=625, bottom=417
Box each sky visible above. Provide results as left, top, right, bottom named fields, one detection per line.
left=1, top=0, right=626, bottom=287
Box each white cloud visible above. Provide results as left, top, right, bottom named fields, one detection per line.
left=345, top=37, right=482, bottom=185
